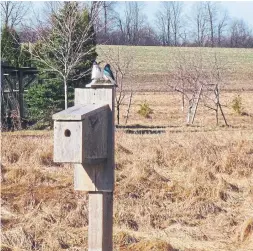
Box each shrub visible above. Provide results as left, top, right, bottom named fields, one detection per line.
left=232, top=95, right=243, bottom=115
left=25, top=79, right=74, bottom=128
left=137, top=101, right=153, bottom=118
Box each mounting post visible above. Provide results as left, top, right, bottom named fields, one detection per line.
left=53, top=83, right=115, bottom=251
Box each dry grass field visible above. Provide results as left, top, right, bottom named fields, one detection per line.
left=1, top=46, right=253, bottom=251
left=97, top=45, right=253, bottom=92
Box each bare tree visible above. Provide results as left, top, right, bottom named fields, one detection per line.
left=171, top=1, right=183, bottom=46
left=189, top=2, right=230, bottom=47
left=125, top=91, right=133, bottom=125
left=190, top=2, right=208, bottom=46
left=155, top=2, right=173, bottom=46
left=169, top=52, right=206, bottom=124
left=217, top=11, right=229, bottom=47
left=229, top=18, right=252, bottom=48
left=101, top=1, right=117, bottom=35
left=91, top=1, right=119, bottom=44
left=27, top=2, right=99, bottom=109
left=0, top=1, right=30, bottom=28
left=115, top=2, right=146, bottom=45
left=99, top=46, right=134, bottom=125
left=168, top=51, right=229, bottom=126
left=156, top=1, right=183, bottom=46
left=202, top=54, right=229, bottom=126
left=205, top=2, right=219, bottom=47
left=78, top=1, right=105, bottom=36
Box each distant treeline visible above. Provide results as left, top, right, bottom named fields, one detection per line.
left=2, top=1, right=253, bottom=48
left=93, top=2, right=253, bottom=48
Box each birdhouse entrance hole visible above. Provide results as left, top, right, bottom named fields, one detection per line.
left=64, top=129, right=71, bottom=137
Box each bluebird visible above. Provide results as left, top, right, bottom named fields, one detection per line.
left=103, top=64, right=118, bottom=87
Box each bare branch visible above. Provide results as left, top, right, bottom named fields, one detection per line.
left=99, top=45, right=134, bottom=125
left=23, top=2, right=97, bottom=109
left=0, top=1, right=30, bottom=28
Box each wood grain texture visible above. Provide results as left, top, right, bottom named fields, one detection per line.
left=74, top=163, right=96, bottom=191
left=54, top=121, right=83, bottom=163
left=53, top=104, right=109, bottom=164
left=74, top=88, right=115, bottom=192
left=75, top=88, right=114, bottom=110
left=83, top=107, right=108, bottom=162
left=89, top=192, right=103, bottom=251
left=53, top=87, right=115, bottom=250
left=88, top=192, right=113, bottom=251
left=53, top=104, right=108, bottom=121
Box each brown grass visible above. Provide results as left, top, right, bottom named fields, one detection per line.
left=115, top=91, right=253, bottom=129
left=1, top=90, right=253, bottom=251
left=239, top=218, right=253, bottom=242
left=1, top=127, right=253, bottom=251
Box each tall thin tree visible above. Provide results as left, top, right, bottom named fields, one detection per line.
left=29, top=2, right=98, bottom=109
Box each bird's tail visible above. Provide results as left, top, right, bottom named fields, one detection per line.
left=105, top=75, right=118, bottom=86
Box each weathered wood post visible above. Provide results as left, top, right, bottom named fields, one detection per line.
left=53, top=83, right=115, bottom=251
left=18, top=70, right=24, bottom=120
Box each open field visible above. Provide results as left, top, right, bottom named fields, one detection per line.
left=116, top=91, right=253, bottom=129
left=1, top=90, right=253, bottom=251
left=1, top=129, right=253, bottom=251
left=97, top=46, right=253, bottom=92
left=1, top=45, right=253, bottom=250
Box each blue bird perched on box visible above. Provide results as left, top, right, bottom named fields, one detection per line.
left=103, top=64, right=118, bottom=87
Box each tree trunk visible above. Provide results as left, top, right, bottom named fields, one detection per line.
left=210, top=20, right=214, bottom=47
left=215, top=105, right=219, bottom=125
left=125, top=91, right=133, bottom=125
left=219, top=103, right=228, bottom=126
left=218, top=28, right=221, bottom=47
left=187, top=100, right=193, bottom=125
left=117, top=102, right=120, bottom=125
left=191, top=85, right=203, bottom=124
left=64, top=79, right=68, bottom=110
left=207, top=3, right=214, bottom=47
left=104, top=2, right=107, bottom=35
left=214, top=86, right=219, bottom=125
left=181, top=93, right=185, bottom=111
left=167, top=21, right=170, bottom=45
left=174, top=27, right=177, bottom=46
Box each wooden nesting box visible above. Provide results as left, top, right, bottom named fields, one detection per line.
left=53, top=104, right=109, bottom=164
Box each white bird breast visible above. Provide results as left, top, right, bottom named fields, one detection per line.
left=91, top=65, right=102, bottom=79
left=103, top=74, right=109, bottom=81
